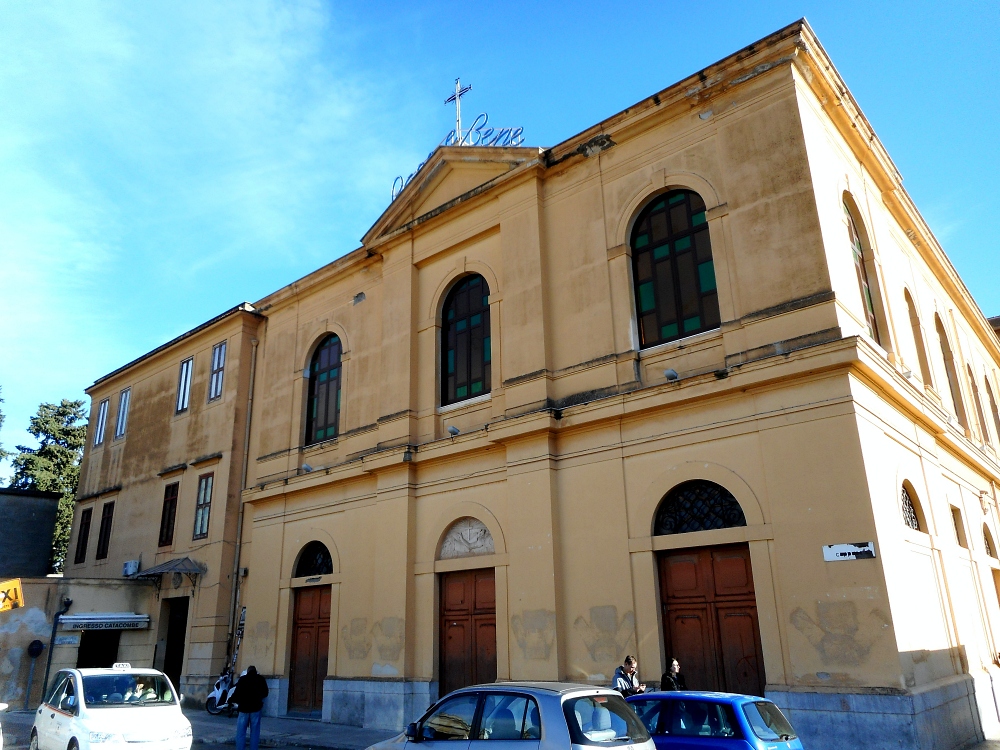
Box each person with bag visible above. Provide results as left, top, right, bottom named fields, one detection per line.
left=231, top=665, right=269, bottom=750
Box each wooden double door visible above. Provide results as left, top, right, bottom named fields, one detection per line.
left=659, top=543, right=765, bottom=696
left=290, top=586, right=330, bottom=712
left=439, top=569, right=497, bottom=696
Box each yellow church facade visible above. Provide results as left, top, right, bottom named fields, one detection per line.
left=67, top=21, right=1000, bottom=750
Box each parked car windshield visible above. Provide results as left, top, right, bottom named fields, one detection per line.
left=563, top=694, right=650, bottom=746
left=82, top=674, right=176, bottom=707
left=742, top=701, right=797, bottom=741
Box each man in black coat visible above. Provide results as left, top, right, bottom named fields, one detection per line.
left=231, top=665, right=270, bottom=750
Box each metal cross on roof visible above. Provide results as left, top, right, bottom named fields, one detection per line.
left=445, top=78, right=472, bottom=145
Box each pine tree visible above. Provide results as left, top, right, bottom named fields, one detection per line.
left=8, top=399, right=87, bottom=572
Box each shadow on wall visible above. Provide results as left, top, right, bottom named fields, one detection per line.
left=0, top=606, right=52, bottom=706
left=572, top=606, right=636, bottom=680
left=790, top=600, right=891, bottom=671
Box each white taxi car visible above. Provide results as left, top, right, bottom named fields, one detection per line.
left=30, top=664, right=192, bottom=750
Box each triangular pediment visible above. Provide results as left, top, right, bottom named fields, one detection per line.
left=364, top=145, right=539, bottom=247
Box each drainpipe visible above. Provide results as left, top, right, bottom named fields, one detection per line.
left=40, top=597, right=72, bottom=702
left=227, top=337, right=259, bottom=660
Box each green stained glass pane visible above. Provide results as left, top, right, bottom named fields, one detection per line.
left=319, top=371, right=327, bottom=382
left=448, top=309, right=455, bottom=320
left=669, top=192, right=685, bottom=204
left=675, top=236, right=691, bottom=251
left=683, top=315, right=701, bottom=332
left=311, top=401, right=317, bottom=418
left=639, top=282, right=656, bottom=313
left=652, top=201, right=665, bottom=211
left=471, top=381, right=482, bottom=394
left=312, top=362, right=318, bottom=372
left=654, top=245, right=670, bottom=260
left=692, top=211, right=706, bottom=226
left=661, top=323, right=678, bottom=339
left=471, top=313, right=481, bottom=325
left=326, top=427, right=336, bottom=438
left=448, top=350, right=455, bottom=374
left=315, top=429, right=323, bottom=440
left=330, top=368, right=338, bottom=378
left=635, top=234, right=649, bottom=248
left=483, top=337, right=491, bottom=362
left=458, top=319, right=468, bottom=331
left=457, top=385, right=467, bottom=398
left=483, top=295, right=489, bottom=306
left=698, top=261, right=717, bottom=292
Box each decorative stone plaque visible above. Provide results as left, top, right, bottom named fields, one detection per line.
left=439, top=517, right=495, bottom=560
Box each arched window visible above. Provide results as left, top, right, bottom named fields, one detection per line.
left=295, top=541, right=333, bottom=577
left=985, top=378, right=1000, bottom=447
left=904, top=290, right=932, bottom=385
left=305, top=334, right=343, bottom=445
left=935, top=314, right=968, bottom=429
left=441, top=275, right=491, bottom=406
left=985, top=525, right=998, bottom=559
left=968, top=365, right=990, bottom=445
left=901, top=484, right=925, bottom=532
left=844, top=202, right=881, bottom=344
left=631, top=190, right=720, bottom=348
left=653, top=480, right=746, bottom=535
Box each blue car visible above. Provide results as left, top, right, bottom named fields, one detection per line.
left=626, top=691, right=803, bottom=749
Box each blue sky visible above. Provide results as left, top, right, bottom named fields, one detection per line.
left=1, top=1, right=997, bottom=477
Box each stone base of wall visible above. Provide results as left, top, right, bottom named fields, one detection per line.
left=178, top=674, right=214, bottom=708
left=323, top=679, right=437, bottom=730
left=263, top=677, right=289, bottom=717
left=767, top=674, right=985, bottom=750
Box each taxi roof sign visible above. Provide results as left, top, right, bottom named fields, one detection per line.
left=0, top=578, right=23, bottom=614
left=112, top=662, right=133, bottom=670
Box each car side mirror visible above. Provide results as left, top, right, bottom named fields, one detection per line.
left=405, top=722, right=420, bottom=741
left=60, top=695, right=77, bottom=713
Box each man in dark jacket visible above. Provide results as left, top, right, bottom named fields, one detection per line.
left=613, top=655, right=646, bottom=697
left=231, top=665, right=269, bottom=750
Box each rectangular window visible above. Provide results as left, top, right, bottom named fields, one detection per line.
left=193, top=474, right=213, bottom=540
left=95, top=502, right=115, bottom=560
left=93, top=399, right=109, bottom=447
left=158, top=483, right=179, bottom=547
left=114, top=388, right=130, bottom=439
left=74, top=508, right=93, bottom=564
left=209, top=341, right=226, bottom=401
left=176, top=357, right=193, bottom=412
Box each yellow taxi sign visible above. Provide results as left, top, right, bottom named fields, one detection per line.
left=0, top=578, right=23, bottom=613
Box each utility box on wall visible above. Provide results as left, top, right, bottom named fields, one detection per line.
left=0, top=488, right=61, bottom=577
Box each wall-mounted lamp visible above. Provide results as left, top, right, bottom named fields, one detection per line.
left=664, top=369, right=679, bottom=381
left=447, top=426, right=460, bottom=436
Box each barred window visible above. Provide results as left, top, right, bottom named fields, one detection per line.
left=901, top=487, right=920, bottom=531
left=93, top=399, right=109, bottom=447
left=95, top=502, right=115, bottom=560
left=158, top=483, right=178, bottom=547
left=209, top=341, right=226, bottom=401
left=193, top=474, right=213, bottom=540
left=176, top=357, right=193, bottom=413
left=654, top=480, right=746, bottom=535
left=74, top=508, right=93, bottom=564
left=295, top=541, right=334, bottom=577
left=441, top=275, right=491, bottom=406
left=305, top=334, right=343, bottom=444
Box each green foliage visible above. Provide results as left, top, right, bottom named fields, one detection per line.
left=8, top=399, right=87, bottom=573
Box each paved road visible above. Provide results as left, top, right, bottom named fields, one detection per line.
left=1, top=707, right=396, bottom=749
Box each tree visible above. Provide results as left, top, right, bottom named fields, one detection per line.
left=8, top=399, right=87, bottom=572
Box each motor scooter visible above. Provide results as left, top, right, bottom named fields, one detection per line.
left=205, top=668, right=240, bottom=716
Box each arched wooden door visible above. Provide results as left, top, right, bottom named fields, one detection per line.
left=658, top=543, right=765, bottom=696
left=289, top=585, right=330, bottom=713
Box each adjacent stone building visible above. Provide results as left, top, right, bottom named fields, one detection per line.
left=64, top=20, right=1000, bottom=750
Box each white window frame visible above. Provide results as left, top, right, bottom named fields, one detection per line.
left=193, top=473, right=214, bottom=540
left=93, top=399, right=109, bottom=446
left=176, top=357, right=194, bottom=413
left=114, top=388, right=130, bottom=439
left=208, top=341, right=226, bottom=401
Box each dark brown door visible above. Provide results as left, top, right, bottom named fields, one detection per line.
left=659, top=543, right=765, bottom=695
left=440, top=569, right=497, bottom=696
left=290, top=586, right=331, bottom=712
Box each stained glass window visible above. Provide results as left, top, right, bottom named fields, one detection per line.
left=442, top=275, right=491, bottom=406
left=901, top=487, right=920, bottom=531
left=306, top=334, right=343, bottom=445
left=653, top=480, right=746, bottom=536
left=984, top=526, right=995, bottom=559
left=295, top=541, right=334, bottom=577
left=845, top=203, right=881, bottom=344
left=631, top=190, right=720, bottom=348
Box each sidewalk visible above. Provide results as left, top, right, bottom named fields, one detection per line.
left=0, top=707, right=398, bottom=749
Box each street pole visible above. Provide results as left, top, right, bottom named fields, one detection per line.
left=40, top=597, right=72, bottom=702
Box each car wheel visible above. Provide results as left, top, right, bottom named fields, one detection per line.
left=205, top=697, right=222, bottom=715
left=29, top=730, right=39, bottom=750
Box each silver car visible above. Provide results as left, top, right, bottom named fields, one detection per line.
left=367, top=682, right=654, bottom=750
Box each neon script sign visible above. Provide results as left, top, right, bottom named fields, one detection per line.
left=391, top=114, right=525, bottom=200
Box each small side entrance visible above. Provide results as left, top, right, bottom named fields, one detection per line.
left=658, top=543, right=765, bottom=695
left=77, top=630, right=121, bottom=668
left=289, top=586, right=330, bottom=714
left=439, top=568, right=497, bottom=697
left=161, top=597, right=190, bottom=692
